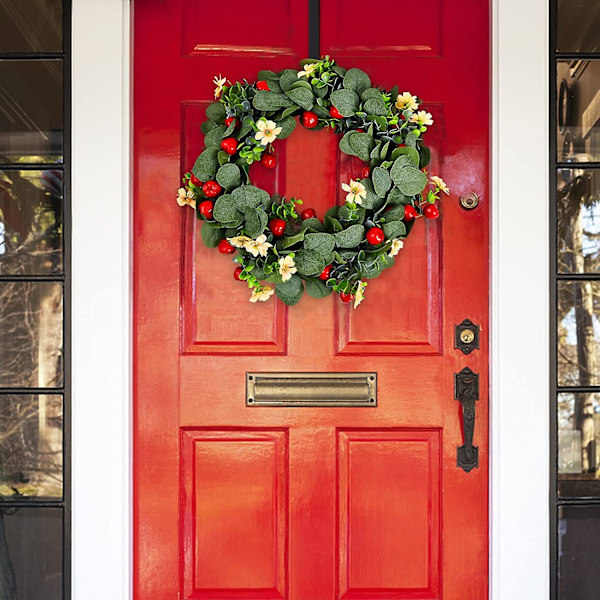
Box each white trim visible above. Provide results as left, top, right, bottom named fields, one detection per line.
left=68, top=1, right=551, bottom=598
left=492, top=0, right=550, bottom=598
left=71, top=1, right=130, bottom=599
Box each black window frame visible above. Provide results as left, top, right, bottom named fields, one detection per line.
left=0, top=2, right=71, bottom=598
left=550, top=2, right=600, bottom=598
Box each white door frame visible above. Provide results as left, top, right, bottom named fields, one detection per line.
left=71, top=0, right=550, bottom=598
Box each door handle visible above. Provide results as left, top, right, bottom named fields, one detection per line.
left=454, top=367, right=479, bottom=472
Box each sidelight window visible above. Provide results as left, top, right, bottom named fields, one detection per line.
left=0, top=1, right=70, bottom=599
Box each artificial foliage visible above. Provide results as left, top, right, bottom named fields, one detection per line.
left=176, top=57, right=449, bottom=308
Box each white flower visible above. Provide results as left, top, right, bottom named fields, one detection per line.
left=430, top=175, right=450, bottom=195
left=341, top=179, right=367, bottom=205
left=395, top=91, right=419, bottom=111
left=244, top=234, right=273, bottom=258
left=250, top=286, right=275, bottom=303
left=410, top=110, right=434, bottom=126
left=213, top=74, right=227, bottom=99
left=254, top=119, right=283, bottom=146
left=278, top=255, right=297, bottom=282
left=176, top=187, right=195, bottom=209
left=297, top=63, right=318, bottom=78
left=228, top=235, right=253, bottom=248
left=389, top=239, right=404, bottom=257
left=354, top=281, right=367, bottom=309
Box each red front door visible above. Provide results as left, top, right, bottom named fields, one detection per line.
left=133, top=2, right=490, bottom=599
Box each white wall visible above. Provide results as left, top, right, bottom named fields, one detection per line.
left=71, top=0, right=550, bottom=598
left=72, top=1, right=130, bottom=599
left=492, top=0, right=550, bottom=597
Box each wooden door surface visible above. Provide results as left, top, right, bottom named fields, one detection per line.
left=133, top=1, right=490, bottom=599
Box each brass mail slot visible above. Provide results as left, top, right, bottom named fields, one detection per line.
left=246, top=372, right=377, bottom=407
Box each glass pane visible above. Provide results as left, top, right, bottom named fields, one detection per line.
left=0, top=282, right=63, bottom=388
left=557, top=0, right=600, bottom=53
left=557, top=60, right=600, bottom=163
left=557, top=169, right=600, bottom=273
left=0, top=395, right=62, bottom=499
left=558, top=505, right=600, bottom=598
left=0, top=1, right=62, bottom=53
left=0, top=169, right=63, bottom=274
left=558, top=281, right=600, bottom=386
left=1, top=508, right=62, bottom=600
left=0, top=60, right=63, bottom=164
left=558, top=392, right=600, bottom=496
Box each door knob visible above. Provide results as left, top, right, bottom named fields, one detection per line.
left=455, top=367, right=479, bottom=472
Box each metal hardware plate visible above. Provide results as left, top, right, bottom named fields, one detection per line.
left=246, top=372, right=377, bottom=407
left=454, top=319, right=480, bottom=354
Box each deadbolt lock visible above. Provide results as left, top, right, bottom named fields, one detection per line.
left=455, top=319, right=480, bottom=354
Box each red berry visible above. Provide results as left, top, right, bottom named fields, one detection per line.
left=233, top=266, right=243, bottom=280
left=398, top=143, right=406, bottom=147
left=366, top=227, right=385, bottom=245
left=198, top=200, right=214, bottom=219
left=256, top=80, right=270, bottom=91
left=302, top=111, right=318, bottom=128
left=330, top=106, right=343, bottom=119
left=261, top=153, right=277, bottom=168
left=403, top=205, right=418, bottom=221
left=301, top=208, right=317, bottom=220
left=423, top=204, right=440, bottom=219
left=268, top=218, right=286, bottom=237
left=224, top=116, right=239, bottom=129
left=340, top=291, right=355, bottom=304
left=202, top=180, right=222, bottom=198
left=361, top=167, right=370, bottom=179
left=220, top=137, right=238, bottom=155
left=218, top=239, right=235, bottom=254
left=189, top=174, right=202, bottom=186
left=319, top=265, right=333, bottom=281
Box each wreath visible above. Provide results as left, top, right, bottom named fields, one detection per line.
left=176, top=57, right=448, bottom=308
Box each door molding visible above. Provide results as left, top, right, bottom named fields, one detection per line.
left=71, top=0, right=549, bottom=597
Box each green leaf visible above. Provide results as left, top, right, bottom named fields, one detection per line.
left=192, top=148, right=219, bottom=182
left=217, top=150, right=230, bottom=166
left=285, top=87, right=314, bottom=110
left=304, top=232, right=336, bottom=256
left=294, top=249, right=325, bottom=276
left=359, top=258, right=384, bottom=279
left=361, top=88, right=383, bottom=101
left=339, top=131, right=358, bottom=156
left=405, top=130, right=419, bottom=147
left=305, top=279, right=332, bottom=298
left=325, top=215, right=343, bottom=233
left=390, top=163, right=428, bottom=196
left=338, top=204, right=365, bottom=222
left=265, top=78, right=282, bottom=92
left=383, top=205, right=405, bottom=221
left=278, top=231, right=305, bottom=249
left=348, top=133, right=375, bottom=161
left=231, top=185, right=270, bottom=211
left=201, top=120, right=218, bottom=135
left=275, top=275, right=304, bottom=305
left=363, top=97, right=388, bottom=116
left=258, top=69, right=277, bottom=78
left=222, top=122, right=236, bottom=137
left=278, top=69, right=299, bottom=92
left=216, top=163, right=242, bottom=190
left=387, top=186, right=410, bottom=205
left=282, top=105, right=300, bottom=118
left=276, top=115, right=297, bottom=139
left=372, top=167, right=392, bottom=197
left=330, top=89, right=360, bottom=117
left=360, top=179, right=384, bottom=210
left=205, top=102, right=225, bottom=122
left=252, top=91, right=293, bottom=111
left=391, top=146, right=420, bottom=167
left=343, top=68, right=371, bottom=94
left=200, top=222, right=225, bottom=248
left=311, top=104, right=330, bottom=118
left=213, top=194, right=244, bottom=225
left=335, top=224, right=365, bottom=248
left=300, top=218, right=324, bottom=232
left=382, top=220, right=407, bottom=239
left=419, top=145, right=431, bottom=168
left=244, top=206, right=268, bottom=238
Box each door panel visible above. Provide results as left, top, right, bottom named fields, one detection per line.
left=134, top=1, right=489, bottom=598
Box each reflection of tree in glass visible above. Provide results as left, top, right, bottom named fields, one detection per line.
left=0, top=396, right=62, bottom=498
left=558, top=169, right=600, bottom=474
left=0, top=169, right=62, bottom=275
